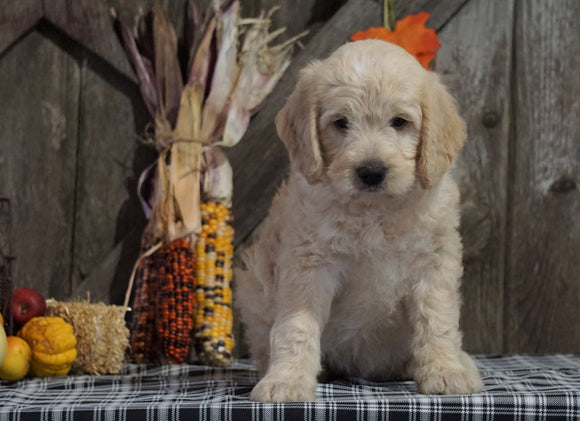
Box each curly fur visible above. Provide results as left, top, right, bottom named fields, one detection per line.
left=235, top=40, right=483, bottom=402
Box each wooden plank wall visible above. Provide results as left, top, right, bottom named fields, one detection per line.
left=436, top=0, right=514, bottom=354
left=506, top=0, right=580, bottom=353
left=0, top=0, right=578, bottom=355
left=0, top=17, right=154, bottom=303
left=0, top=27, right=79, bottom=298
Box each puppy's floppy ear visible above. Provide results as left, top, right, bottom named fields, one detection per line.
left=416, top=73, right=466, bottom=189
left=275, top=63, right=323, bottom=184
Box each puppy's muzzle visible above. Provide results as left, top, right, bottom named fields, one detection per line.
left=356, top=161, right=387, bottom=190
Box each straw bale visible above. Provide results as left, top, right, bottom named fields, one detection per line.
left=46, top=298, right=129, bottom=375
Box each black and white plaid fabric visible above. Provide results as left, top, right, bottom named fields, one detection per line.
left=1, top=354, right=579, bottom=420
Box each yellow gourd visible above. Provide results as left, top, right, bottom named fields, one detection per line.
left=18, top=316, right=77, bottom=377
left=0, top=322, right=7, bottom=368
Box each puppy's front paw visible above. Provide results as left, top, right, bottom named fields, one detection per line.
left=416, top=352, right=483, bottom=395
left=250, top=374, right=316, bottom=402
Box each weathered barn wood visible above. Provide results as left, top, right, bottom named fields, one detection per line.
left=506, top=0, right=580, bottom=353
left=0, top=28, right=80, bottom=298
left=437, top=0, right=514, bottom=354
left=0, top=0, right=133, bottom=79
left=0, top=0, right=578, bottom=355
left=43, top=0, right=135, bottom=80
left=393, top=0, right=469, bottom=30
left=69, top=50, right=157, bottom=304
left=0, top=0, right=43, bottom=55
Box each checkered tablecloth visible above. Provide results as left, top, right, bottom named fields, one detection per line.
left=1, top=355, right=579, bottom=420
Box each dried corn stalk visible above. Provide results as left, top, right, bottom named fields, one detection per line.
left=115, top=0, right=304, bottom=365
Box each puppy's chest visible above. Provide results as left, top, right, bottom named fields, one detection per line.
left=326, top=257, right=410, bottom=343
left=337, top=250, right=411, bottom=298
left=324, top=211, right=421, bottom=261
left=324, top=213, right=427, bottom=302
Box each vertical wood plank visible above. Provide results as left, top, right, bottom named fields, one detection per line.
left=393, top=0, right=469, bottom=30
left=507, top=0, right=580, bottom=353
left=435, top=0, right=514, bottom=354
left=71, top=50, right=155, bottom=304
left=0, top=28, right=81, bottom=299
left=0, top=0, right=42, bottom=56
left=44, top=0, right=135, bottom=80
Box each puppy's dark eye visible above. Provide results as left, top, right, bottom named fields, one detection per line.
left=334, top=117, right=349, bottom=130
left=390, top=117, right=408, bottom=129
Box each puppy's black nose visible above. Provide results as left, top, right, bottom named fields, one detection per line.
left=356, top=162, right=387, bottom=188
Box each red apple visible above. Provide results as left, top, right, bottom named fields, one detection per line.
left=12, top=288, right=46, bottom=326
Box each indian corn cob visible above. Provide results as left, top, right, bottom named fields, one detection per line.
left=130, top=234, right=159, bottom=363
left=130, top=236, right=196, bottom=364
left=194, top=201, right=235, bottom=366
left=155, top=239, right=196, bottom=364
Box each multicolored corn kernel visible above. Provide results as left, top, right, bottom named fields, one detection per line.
left=194, top=201, right=235, bottom=366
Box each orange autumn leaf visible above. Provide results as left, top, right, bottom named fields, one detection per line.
left=351, top=12, right=441, bottom=70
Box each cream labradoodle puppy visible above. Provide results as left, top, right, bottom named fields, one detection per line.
left=236, top=39, right=483, bottom=402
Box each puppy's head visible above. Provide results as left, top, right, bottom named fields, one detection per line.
left=276, top=39, right=465, bottom=196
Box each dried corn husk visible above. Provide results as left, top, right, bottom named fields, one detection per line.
left=151, top=84, right=205, bottom=242
left=115, top=0, right=304, bottom=365
left=114, top=12, right=159, bottom=120
left=222, top=9, right=305, bottom=147
left=200, top=1, right=240, bottom=143
left=188, top=14, right=218, bottom=98
left=150, top=2, right=184, bottom=128
left=115, top=1, right=303, bottom=246
left=202, top=147, right=233, bottom=206
left=46, top=299, right=130, bottom=375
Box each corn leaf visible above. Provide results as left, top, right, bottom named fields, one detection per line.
left=137, top=11, right=155, bottom=67
left=220, top=13, right=298, bottom=147
left=221, top=104, right=250, bottom=148
left=187, top=15, right=218, bottom=98
left=200, top=0, right=239, bottom=142
left=152, top=1, right=184, bottom=128
left=115, top=16, right=160, bottom=119
left=206, top=102, right=232, bottom=144
left=202, top=147, right=233, bottom=205
left=245, top=31, right=298, bottom=113
left=137, top=161, right=157, bottom=219
left=183, top=1, right=201, bottom=71
left=153, top=84, right=205, bottom=242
